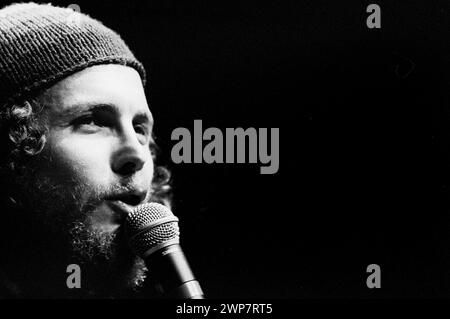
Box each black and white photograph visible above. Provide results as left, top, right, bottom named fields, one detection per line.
left=0, top=0, right=444, bottom=310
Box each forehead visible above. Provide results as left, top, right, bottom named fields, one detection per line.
left=35, top=64, right=151, bottom=119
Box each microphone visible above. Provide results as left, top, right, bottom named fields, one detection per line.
left=125, top=202, right=204, bottom=299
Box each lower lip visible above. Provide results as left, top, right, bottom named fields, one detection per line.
left=107, top=200, right=134, bottom=216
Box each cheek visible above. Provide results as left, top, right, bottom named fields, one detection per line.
left=45, top=136, right=113, bottom=186
left=143, top=157, right=155, bottom=183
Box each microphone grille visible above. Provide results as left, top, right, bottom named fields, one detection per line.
left=125, top=202, right=180, bottom=257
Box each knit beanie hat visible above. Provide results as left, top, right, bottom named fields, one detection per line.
left=0, top=2, right=146, bottom=106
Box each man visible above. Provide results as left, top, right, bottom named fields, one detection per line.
left=0, top=3, right=170, bottom=298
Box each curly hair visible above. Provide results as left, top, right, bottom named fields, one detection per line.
left=0, top=96, right=172, bottom=208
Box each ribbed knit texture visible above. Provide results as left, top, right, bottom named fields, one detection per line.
left=0, top=2, right=146, bottom=105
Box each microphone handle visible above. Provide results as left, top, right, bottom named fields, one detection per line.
left=145, top=243, right=204, bottom=299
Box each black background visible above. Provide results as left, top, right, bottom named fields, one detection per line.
left=13, top=0, right=445, bottom=298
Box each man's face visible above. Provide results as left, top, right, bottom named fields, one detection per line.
left=25, top=64, right=154, bottom=295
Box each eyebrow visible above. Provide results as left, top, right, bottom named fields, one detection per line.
left=59, top=102, right=114, bottom=118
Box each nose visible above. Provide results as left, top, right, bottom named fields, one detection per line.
left=111, top=126, right=148, bottom=177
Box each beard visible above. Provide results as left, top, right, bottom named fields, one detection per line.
left=6, top=167, right=148, bottom=298
left=68, top=219, right=147, bottom=298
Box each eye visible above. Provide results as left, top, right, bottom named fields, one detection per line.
left=71, top=114, right=107, bottom=132
left=133, top=120, right=152, bottom=143
left=134, top=124, right=148, bottom=136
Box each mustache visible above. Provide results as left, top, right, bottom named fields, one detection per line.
left=80, top=182, right=152, bottom=208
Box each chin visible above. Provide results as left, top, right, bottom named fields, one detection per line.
left=68, top=220, right=148, bottom=297
left=79, top=255, right=148, bottom=298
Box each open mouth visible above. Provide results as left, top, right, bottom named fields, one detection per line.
left=107, top=190, right=147, bottom=206
left=105, top=191, right=147, bottom=218
left=114, top=194, right=143, bottom=206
